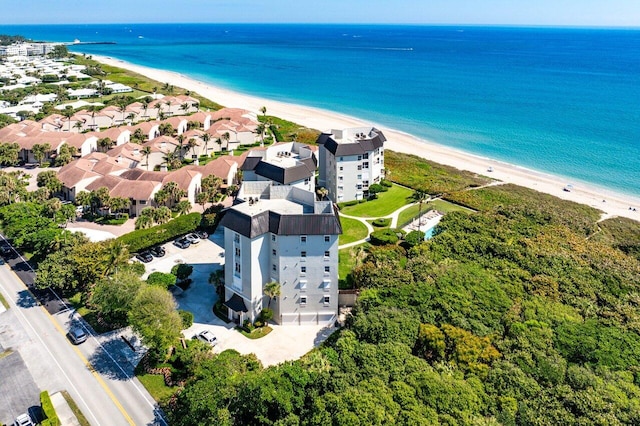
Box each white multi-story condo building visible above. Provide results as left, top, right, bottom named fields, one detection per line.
left=317, top=127, right=386, bottom=202
left=219, top=181, right=342, bottom=326
left=240, top=142, right=317, bottom=193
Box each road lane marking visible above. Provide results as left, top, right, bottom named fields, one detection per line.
left=0, top=271, right=102, bottom=426
left=45, top=306, right=136, bottom=426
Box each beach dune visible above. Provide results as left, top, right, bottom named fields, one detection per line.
left=94, top=55, right=640, bottom=222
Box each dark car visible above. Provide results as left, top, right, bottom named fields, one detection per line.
left=195, top=230, right=209, bottom=240
left=149, top=246, right=166, bottom=257
left=135, top=252, right=153, bottom=263
left=68, top=327, right=88, bottom=345
left=173, top=238, right=191, bottom=249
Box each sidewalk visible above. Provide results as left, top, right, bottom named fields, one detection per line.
left=51, top=391, right=80, bottom=426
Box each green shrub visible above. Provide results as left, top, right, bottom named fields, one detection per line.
left=116, top=212, right=200, bottom=252
left=405, top=230, right=426, bottom=247
left=147, top=271, right=176, bottom=288
left=372, top=218, right=391, bottom=227
left=338, top=200, right=359, bottom=209
left=40, top=391, right=61, bottom=426
left=369, top=228, right=399, bottom=246
left=178, top=310, right=194, bottom=329
left=171, top=264, right=193, bottom=281
left=380, top=179, right=392, bottom=187
left=259, top=308, right=274, bottom=323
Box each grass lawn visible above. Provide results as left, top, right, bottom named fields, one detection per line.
left=339, top=246, right=367, bottom=289
left=0, top=291, right=8, bottom=310
left=339, top=184, right=413, bottom=217
left=339, top=217, right=369, bottom=245
left=397, top=199, right=473, bottom=227
left=137, top=373, right=177, bottom=404
left=61, top=391, right=91, bottom=426
left=238, top=326, right=273, bottom=339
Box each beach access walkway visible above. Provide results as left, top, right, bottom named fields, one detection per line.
left=338, top=201, right=422, bottom=249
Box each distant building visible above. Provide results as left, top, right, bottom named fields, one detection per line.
left=219, top=182, right=341, bottom=326
left=317, top=127, right=386, bottom=202
left=241, top=142, right=317, bottom=193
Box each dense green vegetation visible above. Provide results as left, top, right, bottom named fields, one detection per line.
left=160, top=179, right=640, bottom=425
left=595, top=216, right=640, bottom=261
left=0, top=34, right=31, bottom=45
left=385, top=151, right=492, bottom=194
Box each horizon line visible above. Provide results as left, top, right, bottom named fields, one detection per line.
left=2, top=22, right=640, bottom=30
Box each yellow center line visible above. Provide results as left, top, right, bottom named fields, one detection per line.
left=6, top=267, right=135, bottom=426
left=44, top=307, right=136, bottom=426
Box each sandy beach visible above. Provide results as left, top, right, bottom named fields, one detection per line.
left=94, top=54, right=640, bottom=222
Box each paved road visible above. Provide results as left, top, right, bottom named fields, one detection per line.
left=0, top=240, right=166, bottom=426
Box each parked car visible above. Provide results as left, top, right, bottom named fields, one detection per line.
left=68, top=327, right=88, bottom=345
left=185, top=233, right=201, bottom=244
left=197, top=330, right=218, bottom=346
left=149, top=246, right=166, bottom=257
left=195, top=230, right=209, bottom=239
left=14, top=413, right=34, bottom=426
left=173, top=238, right=191, bottom=249
left=135, top=252, right=153, bottom=263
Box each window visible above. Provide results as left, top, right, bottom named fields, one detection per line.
left=300, top=280, right=307, bottom=291
left=324, top=266, right=330, bottom=274
left=324, top=235, right=330, bottom=243
left=304, top=178, right=310, bottom=184
left=140, top=200, right=147, bottom=205
left=357, top=155, right=362, bottom=161
left=300, top=266, right=306, bottom=274
left=234, top=262, right=241, bottom=274
left=234, top=233, right=240, bottom=244
left=338, top=185, right=343, bottom=190
left=363, top=153, right=369, bottom=159
left=357, top=184, right=362, bottom=190
left=339, top=166, right=343, bottom=171
left=339, top=157, right=344, bottom=161
left=272, top=264, right=277, bottom=271
left=363, top=162, right=369, bottom=169
left=357, top=165, right=362, bottom=171
left=357, top=174, right=362, bottom=180
left=338, top=176, right=343, bottom=181
left=235, top=247, right=241, bottom=257
left=272, top=249, right=276, bottom=256
left=301, top=251, right=307, bottom=258
left=300, top=295, right=307, bottom=305
left=300, top=236, right=307, bottom=243
left=323, top=280, right=331, bottom=291
left=324, top=251, right=330, bottom=258
left=323, top=295, right=330, bottom=305
left=271, top=234, right=276, bottom=242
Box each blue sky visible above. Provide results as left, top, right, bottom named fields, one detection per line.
left=2, top=0, right=639, bottom=26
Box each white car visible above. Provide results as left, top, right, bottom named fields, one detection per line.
left=15, top=413, right=34, bottom=426
left=185, top=233, right=201, bottom=244
left=197, top=330, right=218, bottom=346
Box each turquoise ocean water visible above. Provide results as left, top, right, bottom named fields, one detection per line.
left=6, top=24, right=640, bottom=196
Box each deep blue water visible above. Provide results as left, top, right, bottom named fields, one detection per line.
left=5, top=24, right=640, bottom=196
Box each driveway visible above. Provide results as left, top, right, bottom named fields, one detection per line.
left=174, top=230, right=337, bottom=367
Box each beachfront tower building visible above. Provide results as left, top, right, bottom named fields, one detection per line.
left=316, top=127, right=386, bottom=202
left=240, top=142, right=317, bottom=193
left=219, top=181, right=342, bottom=326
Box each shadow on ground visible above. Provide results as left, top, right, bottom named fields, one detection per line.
left=87, top=336, right=137, bottom=381
left=15, top=290, right=38, bottom=309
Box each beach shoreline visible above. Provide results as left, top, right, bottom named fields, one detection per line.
left=92, top=54, right=640, bottom=221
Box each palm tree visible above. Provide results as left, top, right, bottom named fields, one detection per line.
left=61, top=106, right=74, bottom=131
left=98, top=137, right=114, bottom=152
left=201, top=133, right=211, bottom=156
left=175, top=200, right=192, bottom=216
left=196, top=191, right=208, bottom=210
left=132, top=128, right=145, bottom=144
left=180, top=102, right=190, bottom=115
left=135, top=214, right=154, bottom=230
left=260, top=106, right=267, bottom=116
left=31, top=143, right=50, bottom=166
left=186, top=138, right=198, bottom=159
left=163, top=181, right=185, bottom=207
left=75, top=191, right=92, bottom=213
left=255, top=122, right=266, bottom=147
left=45, top=198, right=62, bottom=218
left=141, top=146, right=152, bottom=170
left=102, top=239, right=130, bottom=277
left=74, top=121, right=84, bottom=132
left=117, top=100, right=128, bottom=124
left=164, top=100, right=173, bottom=116
left=221, top=132, right=230, bottom=150
left=176, top=135, right=185, bottom=160
left=154, top=190, right=169, bottom=207
left=412, top=189, right=429, bottom=228
left=317, top=187, right=329, bottom=201
left=153, top=206, right=172, bottom=224
left=263, top=281, right=281, bottom=309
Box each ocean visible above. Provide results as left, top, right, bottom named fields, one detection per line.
left=6, top=24, right=640, bottom=196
